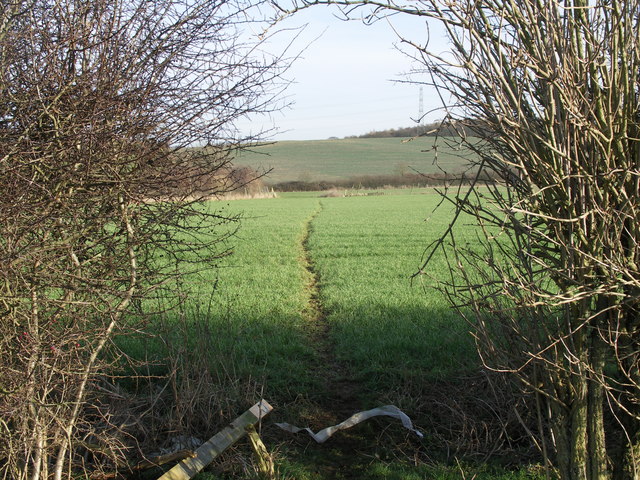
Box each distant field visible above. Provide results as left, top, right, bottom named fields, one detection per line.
left=128, top=190, right=477, bottom=401
left=234, top=137, right=478, bottom=184
left=152, top=189, right=479, bottom=415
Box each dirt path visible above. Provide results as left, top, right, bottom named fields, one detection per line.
left=263, top=201, right=424, bottom=479
left=299, top=201, right=363, bottom=418
left=267, top=201, right=376, bottom=478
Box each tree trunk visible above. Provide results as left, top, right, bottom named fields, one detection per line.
left=570, top=372, right=589, bottom=480
left=550, top=380, right=610, bottom=480
left=587, top=340, right=609, bottom=480
left=626, top=433, right=640, bottom=480
left=551, top=399, right=573, bottom=480
left=549, top=339, right=610, bottom=480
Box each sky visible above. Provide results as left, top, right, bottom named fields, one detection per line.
left=237, top=5, right=450, bottom=141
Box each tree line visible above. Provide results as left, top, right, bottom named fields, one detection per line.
left=352, top=120, right=488, bottom=139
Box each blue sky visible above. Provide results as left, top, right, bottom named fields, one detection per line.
left=238, top=6, right=449, bottom=141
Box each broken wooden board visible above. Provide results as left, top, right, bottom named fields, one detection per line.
left=158, top=400, right=273, bottom=480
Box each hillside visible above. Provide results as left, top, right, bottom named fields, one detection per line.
left=234, top=136, right=478, bottom=185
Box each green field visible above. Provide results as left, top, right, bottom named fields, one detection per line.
left=307, top=194, right=476, bottom=388
left=184, top=191, right=476, bottom=403
left=136, top=189, right=541, bottom=479
left=234, top=137, right=478, bottom=184
left=126, top=188, right=540, bottom=479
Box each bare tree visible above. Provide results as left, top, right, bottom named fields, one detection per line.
left=275, top=2, right=640, bottom=479
left=0, top=0, right=286, bottom=478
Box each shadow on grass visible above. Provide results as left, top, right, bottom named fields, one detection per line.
left=115, top=302, right=537, bottom=478
left=118, top=302, right=476, bottom=400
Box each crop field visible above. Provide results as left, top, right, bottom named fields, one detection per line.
left=233, top=137, right=479, bottom=184
left=307, top=194, right=477, bottom=388
left=135, top=189, right=541, bottom=479
left=182, top=191, right=476, bottom=403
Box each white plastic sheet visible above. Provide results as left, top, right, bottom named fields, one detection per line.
left=275, top=405, right=423, bottom=443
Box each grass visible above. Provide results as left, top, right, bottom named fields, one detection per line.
left=272, top=457, right=547, bottom=480
left=307, top=193, right=477, bottom=394
left=186, top=197, right=324, bottom=397
left=123, top=188, right=539, bottom=479
left=193, top=190, right=491, bottom=479
left=195, top=442, right=547, bottom=480
left=173, top=189, right=478, bottom=405
left=118, top=197, right=321, bottom=395
left=234, top=137, right=478, bottom=184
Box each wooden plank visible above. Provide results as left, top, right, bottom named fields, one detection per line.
left=157, top=400, right=273, bottom=480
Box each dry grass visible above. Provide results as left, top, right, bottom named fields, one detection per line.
left=318, top=189, right=345, bottom=198
left=221, top=188, right=279, bottom=201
